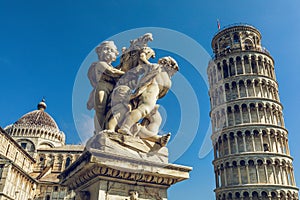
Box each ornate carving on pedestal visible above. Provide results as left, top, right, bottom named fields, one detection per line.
left=60, top=151, right=189, bottom=191
left=128, top=190, right=139, bottom=200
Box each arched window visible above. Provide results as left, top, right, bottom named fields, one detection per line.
left=233, top=34, right=239, bottom=44
left=45, top=195, right=50, bottom=200
left=244, top=39, right=254, bottom=50
left=65, top=157, right=71, bottom=168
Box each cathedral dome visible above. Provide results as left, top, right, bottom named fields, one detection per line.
left=5, top=99, right=65, bottom=147
left=15, top=105, right=59, bottom=131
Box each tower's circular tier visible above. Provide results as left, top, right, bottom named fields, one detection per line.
left=208, top=51, right=276, bottom=89
left=210, top=98, right=285, bottom=135
left=211, top=125, right=290, bottom=157
left=209, top=74, right=280, bottom=109
left=215, top=185, right=298, bottom=200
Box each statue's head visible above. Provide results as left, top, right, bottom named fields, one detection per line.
left=96, top=41, right=119, bottom=64
left=158, top=56, right=179, bottom=76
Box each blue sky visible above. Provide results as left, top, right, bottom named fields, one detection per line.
left=1, top=1, right=300, bottom=199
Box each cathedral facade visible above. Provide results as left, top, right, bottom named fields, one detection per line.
left=0, top=100, right=84, bottom=200
left=208, top=24, right=299, bottom=199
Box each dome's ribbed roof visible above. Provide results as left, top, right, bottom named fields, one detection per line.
left=14, top=100, right=59, bottom=131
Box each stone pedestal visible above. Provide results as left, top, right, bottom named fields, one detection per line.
left=59, top=132, right=191, bottom=200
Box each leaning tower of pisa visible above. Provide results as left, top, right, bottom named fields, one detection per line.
left=208, top=24, right=299, bottom=200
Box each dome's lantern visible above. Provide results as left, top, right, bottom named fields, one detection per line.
left=37, top=99, right=47, bottom=111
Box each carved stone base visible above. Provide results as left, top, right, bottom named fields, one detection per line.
left=59, top=151, right=191, bottom=200
left=85, top=130, right=169, bottom=163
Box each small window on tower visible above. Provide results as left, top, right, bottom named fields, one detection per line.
left=54, top=186, right=59, bottom=192
left=21, top=142, right=27, bottom=149
left=233, top=34, right=239, bottom=43
left=263, top=143, right=269, bottom=152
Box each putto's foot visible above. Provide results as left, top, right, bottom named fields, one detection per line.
left=104, top=129, right=115, bottom=134
left=118, top=127, right=133, bottom=136
left=157, top=133, right=171, bottom=147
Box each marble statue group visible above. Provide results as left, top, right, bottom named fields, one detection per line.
left=87, top=33, right=178, bottom=148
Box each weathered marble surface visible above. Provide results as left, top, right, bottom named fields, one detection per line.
left=86, top=130, right=169, bottom=164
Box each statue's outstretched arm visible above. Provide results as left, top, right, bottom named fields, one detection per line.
left=95, top=62, right=125, bottom=81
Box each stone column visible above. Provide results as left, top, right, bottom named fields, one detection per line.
left=226, top=61, right=230, bottom=77
left=285, top=137, right=290, bottom=155
left=234, top=61, right=238, bottom=75
left=291, top=168, right=296, bottom=186
left=255, top=164, right=260, bottom=183
left=214, top=66, right=218, bottom=83
left=270, top=108, right=275, bottom=125
left=227, top=137, right=231, bottom=155
left=242, top=132, right=247, bottom=152
left=245, top=84, right=249, bottom=97
left=224, top=167, right=227, bottom=186
left=249, top=55, right=253, bottom=74
left=248, top=105, right=252, bottom=123
left=239, top=105, right=244, bottom=124
left=261, top=60, right=266, bottom=75
left=234, top=133, right=239, bottom=153
left=237, top=164, right=242, bottom=184
left=255, top=58, right=259, bottom=74
left=263, top=106, right=268, bottom=124
left=259, top=131, right=264, bottom=151
left=241, top=58, right=245, bottom=74
left=246, top=164, right=250, bottom=183
left=237, top=84, right=241, bottom=98
left=274, top=134, right=280, bottom=153
left=264, top=162, right=269, bottom=183
left=232, top=108, right=236, bottom=126
left=222, top=85, right=226, bottom=104
left=280, top=165, right=285, bottom=184
left=225, top=109, right=229, bottom=127
left=272, top=164, right=277, bottom=184
left=253, top=81, right=257, bottom=96
left=251, top=133, right=256, bottom=151
left=256, top=105, right=260, bottom=123
left=260, top=83, right=264, bottom=98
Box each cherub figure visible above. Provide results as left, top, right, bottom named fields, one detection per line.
left=132, top=105, right=170, bottom=147
left=106, top=85, right=132, bottom=132
left=118, top=56, right=179, bottom=140
left=87, top=41, right=125, bottom=132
